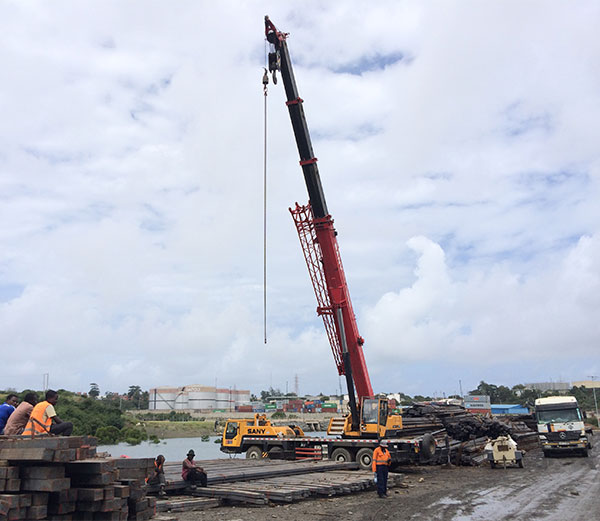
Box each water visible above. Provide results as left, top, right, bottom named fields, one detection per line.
left=98, top=436, right=228, bottom=462
left=98, top=432, right=330, bottom=463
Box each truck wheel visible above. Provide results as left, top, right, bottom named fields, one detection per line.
left=356, top=448, right=374, bottom=471
left=268, top=446, right=284, bottom=459
left=331, top=448, right=352, bottom=463
left=246, top=446, right=263, bottom=459
left=581, top=448, right=589, bottom=458
left=420, top=433, right=436, bottom=462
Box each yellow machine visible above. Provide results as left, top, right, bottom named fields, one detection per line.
left=326, top=397, right=402, bottom=438
left=221, top=414, right=305, bottom=458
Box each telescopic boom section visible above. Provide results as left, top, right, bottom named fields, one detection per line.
left=265, top=16, right=374, bottom=401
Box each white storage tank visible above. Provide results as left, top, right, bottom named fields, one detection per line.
left=216, top=388, right=232, bottom=410
left=186, top=385, right=217, bottom=411
left=149, top=387, right=180, bottom=410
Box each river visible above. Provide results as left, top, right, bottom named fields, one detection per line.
left=98, top=436, right=227, bottom=462
left=98, top=432, right=329, bottom=462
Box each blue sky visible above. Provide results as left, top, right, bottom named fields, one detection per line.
left=1, top=1, right=599, bottom=398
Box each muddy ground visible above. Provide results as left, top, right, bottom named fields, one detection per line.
left=167, top=438, right=598, bottom=521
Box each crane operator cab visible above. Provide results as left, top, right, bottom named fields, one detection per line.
left=336, top=397, right=402, bottom=438
left=360, top=398, right=388, bottom=437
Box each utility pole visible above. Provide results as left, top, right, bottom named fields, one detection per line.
left=588, top=375, right=599, bottom=421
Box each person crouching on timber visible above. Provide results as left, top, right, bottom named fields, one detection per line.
left=182, top=450, right=207, bottom=488
left=147, top=454, right=167, bottom=497
left=4, top=392, right=38, bottom=435
left=23, top=390, right=73, bottom=436
left=373, top=439, right=392, bottom=498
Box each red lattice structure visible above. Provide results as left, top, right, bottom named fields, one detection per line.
left=290, top=202, right=373, bottom=399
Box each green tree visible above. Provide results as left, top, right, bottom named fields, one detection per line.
left=89, top=383, right=100, bottom=399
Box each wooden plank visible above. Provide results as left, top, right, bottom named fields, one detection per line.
left=25, top=504, right=47, bottom=520
left=113, top=485, right=130, bottom=498
left=21, top=478, right=71, bottom=492
left=75, top=488, right=105, bottom=502
left=69, top=472, right=115, bottom=486
left=65, top=459, right=115, bottom=474
left=157, top=497, right=220, bottom=513
left=47, top=501, right=76, bottom=514
left=0, top=448, right=54, bottom=461
left=20, top=466, right=65, bottom=479
left=191, top=487, right=268, bottom=505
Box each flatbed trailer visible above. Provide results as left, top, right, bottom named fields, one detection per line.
left=221, top=434, right=435, bottom=470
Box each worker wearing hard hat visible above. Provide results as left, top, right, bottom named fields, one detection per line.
left=372, top=440, right=392, bottom=498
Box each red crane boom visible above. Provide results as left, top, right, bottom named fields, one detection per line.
left=265, top=17, right=374, bottom=412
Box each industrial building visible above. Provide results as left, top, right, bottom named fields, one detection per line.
left=148, top=385, right=250, bottom=412
left=523, top=381, right=571, bottom=393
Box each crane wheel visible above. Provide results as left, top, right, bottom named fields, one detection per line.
left=420, top=433, right=436, bottom=462
left=331, top=447, right=352, bottom=463
left=356, top=448, right=374, bottom=471
left=246, top=446, right=263, bottom=459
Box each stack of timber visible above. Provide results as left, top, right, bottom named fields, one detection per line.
left=401, top=403, right=539, bottom=466
left=0, top=436, right=156, bottom=521
left=153, top=458, right=360, bottom=494
left=153, top=459, right=402, bottom=511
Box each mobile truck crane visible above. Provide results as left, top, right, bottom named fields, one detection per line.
left=220, top=17, right=436, bottom=470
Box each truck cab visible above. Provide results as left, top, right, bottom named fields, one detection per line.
left=534, top=396, right=591, bottom=457
left=221, top=414, right=304, bottom=456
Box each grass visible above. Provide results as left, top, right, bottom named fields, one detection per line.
left=142, top=420, right=217, bottom=439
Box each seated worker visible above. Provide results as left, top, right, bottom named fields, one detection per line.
left=146, top=454, right=167, bottom=496
left=4, top=393, right=38, bottom=435
left=0, top=394, right=18, bottom=434
left=182, top=450, right=207, bottom=487
left=23, top=390, right=73, bottom=436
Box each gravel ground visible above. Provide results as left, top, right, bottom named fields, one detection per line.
left=163, top=437, right=598, bottom=521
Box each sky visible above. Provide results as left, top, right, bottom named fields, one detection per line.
left=1, top=1, right=599, bottom=399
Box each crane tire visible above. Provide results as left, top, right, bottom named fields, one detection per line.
left=268, top=446, right=284, bottom=459
left=331, top=447, right=352, bottom=463
left=420, top=433, right=436, bottom=462
left=246, top=446, right=263, bottom=459
left=356, top=448, right=374, bottom=471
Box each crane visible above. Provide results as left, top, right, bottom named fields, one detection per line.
left=265, top=16, right=374, bottom=433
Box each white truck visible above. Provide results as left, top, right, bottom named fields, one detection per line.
left=534, top=396, right=591, bottom=457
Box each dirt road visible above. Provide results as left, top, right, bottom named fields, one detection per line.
left=172, top=439, right=598, bottom=521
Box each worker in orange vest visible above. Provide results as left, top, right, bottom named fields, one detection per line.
left=23, top=390, right=73, bottom=436
left=146, top=454, right=167, bottom=496
left=372, top=439, right=392, bottom=498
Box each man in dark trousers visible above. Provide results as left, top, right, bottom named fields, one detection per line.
left=147, top=454, right=167, bottom=496
left=23, top=390, right=73, bottom=436
left=181, top=450, right=207, bottom=488
left=372, top=439, right=392, bottom=498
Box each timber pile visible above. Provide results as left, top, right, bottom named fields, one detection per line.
left=155, top=468, right=403, bottom=511
left=402, top=403, right=539, bottom=466
left=154, top=458, right=359, bottom=494
left=0, top=436, right=156, bottom=521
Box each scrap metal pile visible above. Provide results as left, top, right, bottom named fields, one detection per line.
left=401, top=403, right=539, bottom=466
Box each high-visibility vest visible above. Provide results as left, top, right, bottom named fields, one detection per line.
left=22, top=401, right=52, bottom=435
left=372, top=447, right=391, bottom=472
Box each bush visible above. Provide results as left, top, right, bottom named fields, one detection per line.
left=121, top=427, right=147, bottom=445
left=271, top=411, right=287, bottom=419
left=96, top=426, right=122, bottom=444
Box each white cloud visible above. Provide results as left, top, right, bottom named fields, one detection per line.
left=1, top=1, right=599, bottom=396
